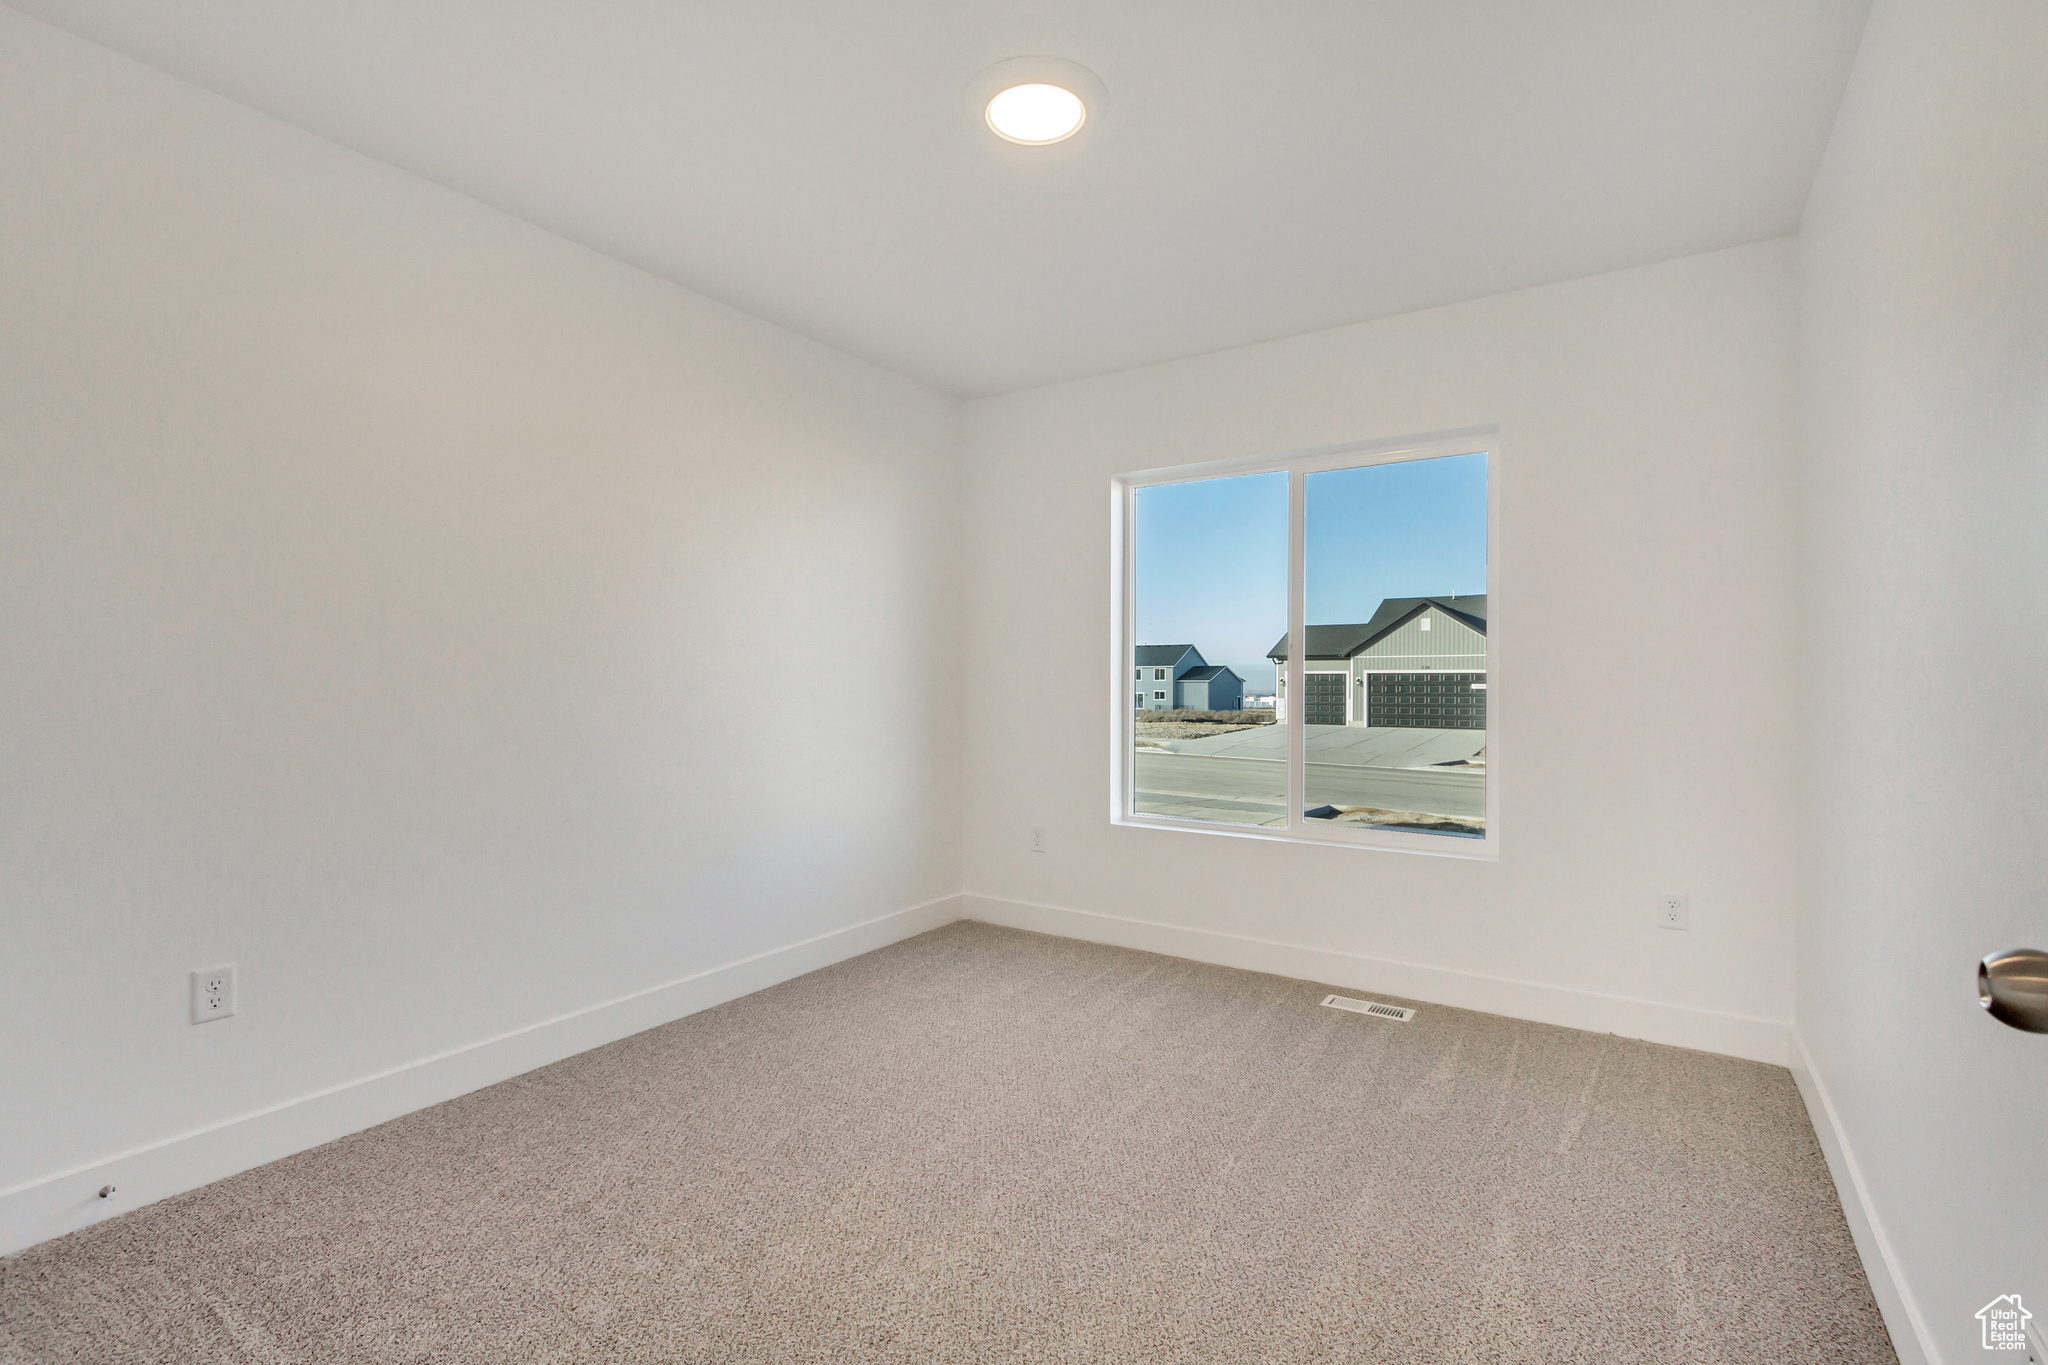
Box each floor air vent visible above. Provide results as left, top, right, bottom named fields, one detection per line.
left=1321, top=994, right=1415, bottom=1022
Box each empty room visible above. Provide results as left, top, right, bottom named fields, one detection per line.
left=2, top=2, right=2043, bottom=1361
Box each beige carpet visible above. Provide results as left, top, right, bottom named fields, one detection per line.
left=1, top=922, right=1895, bottom=1364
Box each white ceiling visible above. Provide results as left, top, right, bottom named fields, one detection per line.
left=11, top=1, right=1870, bottom=397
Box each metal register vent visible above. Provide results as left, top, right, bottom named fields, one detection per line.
left=1320, top=994, right=1416, bottom=1022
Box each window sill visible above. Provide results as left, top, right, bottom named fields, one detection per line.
left=1111, top=811, right=1498, bottom=861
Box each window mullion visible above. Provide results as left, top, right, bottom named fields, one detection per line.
left=1286, top=467, right=1305, bottom=834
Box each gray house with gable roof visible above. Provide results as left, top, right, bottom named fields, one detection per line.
left=1267, top=595, right=1486, bottom=728
left=1134, top=644, right=1244, bottom=712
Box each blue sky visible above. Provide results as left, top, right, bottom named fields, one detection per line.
left=1134, top=452, right=1487, bottom=692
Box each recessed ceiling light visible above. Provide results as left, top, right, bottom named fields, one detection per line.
left=986, top=83, right=1085, bottom=145
left=964, top=57, right=1108, bottom=149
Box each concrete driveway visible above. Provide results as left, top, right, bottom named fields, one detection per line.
left=1143, top=723, right=1484, bottom=769
left=1131, top=725, right=1485, bottom=826
left=1133, top=749, right=1484, bottom=822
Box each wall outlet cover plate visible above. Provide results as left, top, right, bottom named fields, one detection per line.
left=191, top=965, right=236, bottom=1023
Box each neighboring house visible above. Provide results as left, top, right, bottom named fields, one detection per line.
left=1267, top=596, right=1486, bottom=728
left=1176, top=665, right=1244, bottom=711
left=1134, top=644, right=1244, bottom=711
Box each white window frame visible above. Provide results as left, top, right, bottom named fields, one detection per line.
left=1109, top=425, right=1500, bottom=859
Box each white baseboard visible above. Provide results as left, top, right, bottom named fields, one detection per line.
left=961, top=893, right=1790, bottom=1066
left=0, top=894, right=963, bottom=1258
left=1787, top=1029, right=1938, bottom=1365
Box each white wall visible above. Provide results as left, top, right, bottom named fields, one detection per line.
left=0, top=10, right=962, bottom=1251
left=1796, top=2, right=2048, bottom=1360
left=961, top=239, right=1802, bottom=1062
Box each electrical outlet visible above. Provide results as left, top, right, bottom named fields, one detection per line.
left=190, top=965, right=236, bottom=1023
left=1030, top=826, right=1047, bottom=853
left=1656, top=894, right=1689, bottom=931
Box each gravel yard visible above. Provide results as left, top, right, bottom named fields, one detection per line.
left=1135, top=709, right=1276, bottom=743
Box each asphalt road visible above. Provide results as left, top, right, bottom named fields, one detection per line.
left=1134, top=750, right=1484, bottom=819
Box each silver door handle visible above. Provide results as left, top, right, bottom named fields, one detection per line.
left=1979, top=949, right=2048, bottom=1033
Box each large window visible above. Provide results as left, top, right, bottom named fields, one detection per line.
left=1115, top=433, right=1495, bottom=856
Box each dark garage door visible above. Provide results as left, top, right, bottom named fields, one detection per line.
left=1302, top=672, right=1348, bottom=725
left=1367, top=672, right=1486, bottom=729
